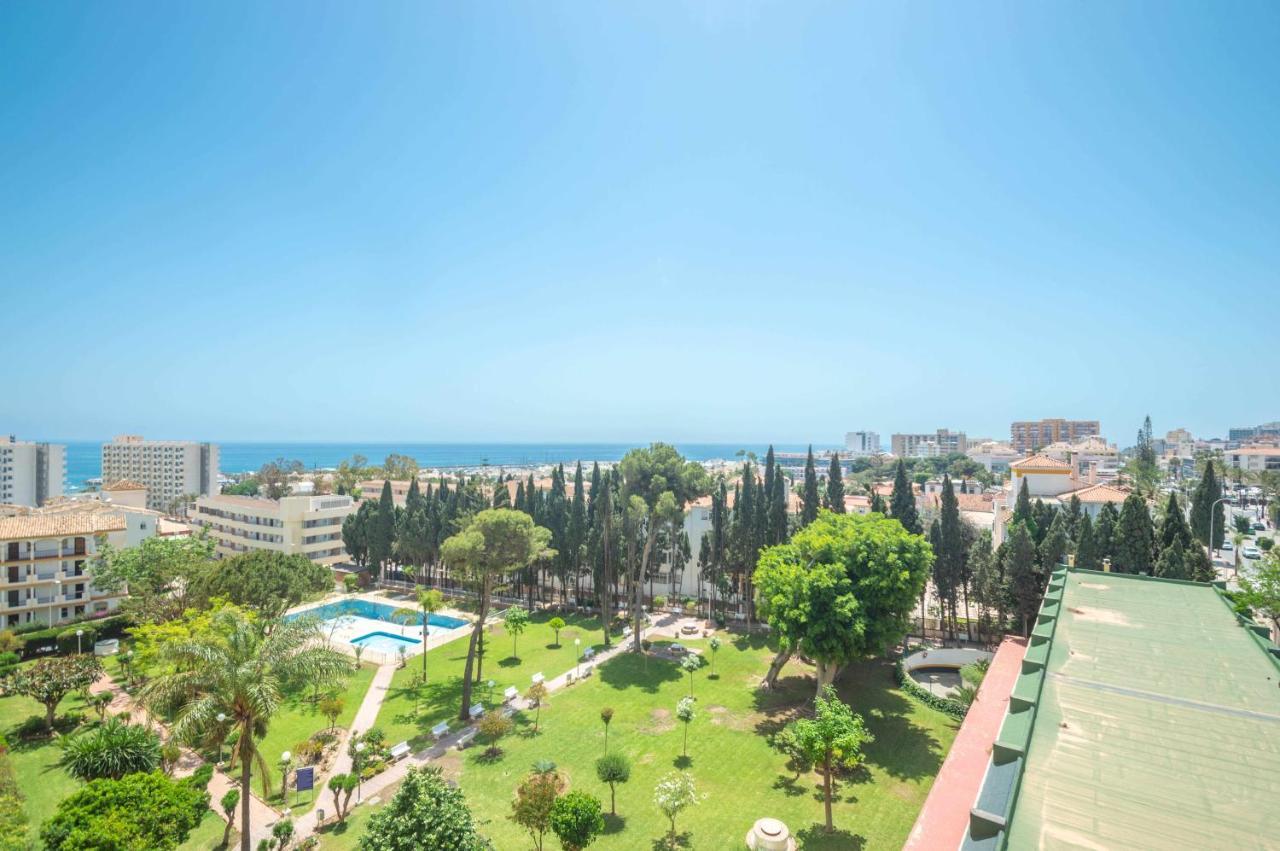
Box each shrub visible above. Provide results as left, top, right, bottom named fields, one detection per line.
left=894, top=656, right=968, bottom=720
left=595, top=752, right=630, bottom=815
left=362, top=766, right=484, bottom=850
left=0, top=739, right=28, bottom=849
left=60, top=718, right=162, bottom=781
left=1260, top=537, right=1274, bottom=552
left=477, top=711, right=513, bottom=760
left=40, top=771, right=208, bottom=851
left=652, top=596, right=667, bottom=610
left=549, top=790, right=604, bottom=851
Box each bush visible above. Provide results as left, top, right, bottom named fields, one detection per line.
left=60, top=718, right=162, bottom=781
left=549, top=790, right=605, bottom=851
left=652, top=596, right=667, bottom=610
left=1259, top=537, right=1274, bottom=552
left=0, top=739, right=28, bottom=848
left=40, top=771, right=208, bottom=851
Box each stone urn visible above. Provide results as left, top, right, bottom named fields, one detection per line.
left=745, top=817, right=796, bottom=851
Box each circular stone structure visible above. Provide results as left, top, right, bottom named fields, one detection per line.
left=903, top=647, right=993, bottom=696
left=746, top=817, right=797, bottom=851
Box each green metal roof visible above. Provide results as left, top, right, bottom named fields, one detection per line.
left=1003, top=570, right=1280, bottom=849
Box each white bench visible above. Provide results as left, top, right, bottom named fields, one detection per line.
left=503, top=685, right=519, bottom=703
left=500, top=706, right=515, bottom=719
left=455, top=729, right=477, bottom=750
left=582, top=647, right=596, bottom=660
left=565, top=671, right=576, bottom=684
left=430, top=722, right=450, bottom=740
left=531, top=672, right=544, bottom=686
left=469, top=703, right=484, bottom=720
left=670, top=643, right=685, bottom=655
left=581, top=664, right=593, bottom=678
left=621, top=626, right=633, bottom=638
left=389, top=741, right=411, bottom=761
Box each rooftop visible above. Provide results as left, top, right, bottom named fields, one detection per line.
left=0, top=511, right=126, bottom=539
left=1009, top=454, right=1072, bottom=471
left=965, top=569, right=1280, bottom=849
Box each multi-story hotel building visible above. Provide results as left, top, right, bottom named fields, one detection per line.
left=891, top=429, right=967, bottom=458
left=0, top=503, right=157, bottom=628
left=101, top=436, right=219, bottom=512
left=1010, top=419, right=1100, bottom=454
left=0, top=436, right=65, bottom=507
left=844, top=431, right=881, bottom=456
left=193, top=493, right=355, bottom=566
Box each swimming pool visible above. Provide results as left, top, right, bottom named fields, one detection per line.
left=290, top=598, right=468, bottom=631
left=351, top=631, right=423, bottom=653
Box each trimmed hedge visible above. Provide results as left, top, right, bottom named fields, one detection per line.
left=894, top=655, right=968, bottom=721
left=19, top=614, right=131, bottom=660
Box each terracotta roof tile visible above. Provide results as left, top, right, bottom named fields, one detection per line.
left=1010, top=454, right=1072, bottom=471
left=0, top=512, right=126, bottom=539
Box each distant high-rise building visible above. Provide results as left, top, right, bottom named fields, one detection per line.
left=193, top=493, right=355, bottom=566
left=1229, top=421, right=1280, bottom=443
left=0, top=436, right=65, bottom=507
left=1010, top=419, right=1100, bottom=454
left=891, top=429, right=967, bottom=458
left=101, top=436, right=219, bottom=512
left=844, top=431, right=881, bottom=456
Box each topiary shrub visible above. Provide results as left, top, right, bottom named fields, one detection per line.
left=60, top=718, right=162, bottom=781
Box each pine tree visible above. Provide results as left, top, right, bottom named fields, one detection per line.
left=1113, top=494, right=1156, bottom=575
left=825, top=454, right=846, bottom=513
left=1074, top=513, right=1100, bottom=571
left=890, top=461, right=921, bottom=535
left=801, top=447, right=820, bottom=527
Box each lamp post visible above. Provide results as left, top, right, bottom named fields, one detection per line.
left=75, top=629, right=84, bottom=655
left=216, top=713, right=226, bottom=765
left=574, top=638, right=581, bottom=679
left=354, top=741, right=367, bottom=802
left=486, top=679, right=495, bottom=705
left=279, top=750, right=292, bottom=806
left=1208, top=496, right=1229, bottom=566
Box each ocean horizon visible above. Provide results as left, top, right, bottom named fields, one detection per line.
left=59, top=441, right=840, bottom=491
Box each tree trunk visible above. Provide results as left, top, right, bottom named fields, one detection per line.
left=600, top=506, right=612, bottom=648
left=814, top=659, right=841, bottom=699
left=963, top=584, right=972, bottom=644
left=45, top=700, right=56, bottom=732
left=634, top=524, right=658, bottom=653
left=823, top=755, right=833, bottom=830
left=610, top=784, right=616, bottom=815
left=459, top=580, right=490, bottom=721
left=239, top=735, right=252, bottom=851
left=760, top=647, right=792, bottom=690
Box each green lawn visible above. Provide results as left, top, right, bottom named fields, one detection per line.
left=324, top=635, right=957, bottom=850
left=372, top=610, right=609, bottom=748
left=249, top=661, right=378, bottom=812
left=178, top=808, right=234, bottom=850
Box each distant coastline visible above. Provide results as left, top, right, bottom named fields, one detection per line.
left=61, top=441, right=837, bottom=492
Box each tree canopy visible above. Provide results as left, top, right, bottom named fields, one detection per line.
left=188, top=550, right=332, bottom=618
left=360, top=766, right=485, bottom=851
left=40, top=771, right=208, bottom=851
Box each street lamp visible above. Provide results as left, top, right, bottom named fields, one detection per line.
left=1208, top=496, right=1229, bottom=566
left=215, top=713, right=226, bottom=765
left=280, top=751, right=292, bottom=805
left=75, top=629, right=84, bottom=655
left=574, top=638, right=581, bottom=679
left=486, top=679, right=495, bottom=705
left=354, top=741, right=367, bottom=802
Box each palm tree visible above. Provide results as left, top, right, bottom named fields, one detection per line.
left=416, top=587, right=445, bottom=680
left=142, top=610, right=351, bottom=851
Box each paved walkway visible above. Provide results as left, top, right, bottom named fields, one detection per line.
left=289, top=617, right=659, bottom=840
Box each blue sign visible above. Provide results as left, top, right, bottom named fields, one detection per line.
left=295, top=766, right=314, bottom=792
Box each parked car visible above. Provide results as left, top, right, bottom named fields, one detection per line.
left=1242, top=545, right=1261, bottom=560
left=1221, top=540, right=1233, bottom=551
left=1252, top=521, right=1266, bottom=532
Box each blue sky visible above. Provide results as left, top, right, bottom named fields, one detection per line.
left=2, top=1, right=1277, bottom=445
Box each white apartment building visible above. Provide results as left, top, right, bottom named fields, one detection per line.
left=891, top=429, right=967, bottom=458
left=1226, top=446, right=1280, bottom=473
left=193, top=493, right=356, bottom=566
left=844, top=431, right=881, bottom=456
left=0, top=436, right=65, bottom=507
left=101, top=436, right=219, bottom=512
left=0, top=503, right=157, bottom=628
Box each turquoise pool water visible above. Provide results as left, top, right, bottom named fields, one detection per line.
left=289, top=598, right=467, bottom=631
left=351, top=631, right=423, bottom=653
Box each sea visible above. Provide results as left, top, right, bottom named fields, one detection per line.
left=61, top=442, right=833, bottom=492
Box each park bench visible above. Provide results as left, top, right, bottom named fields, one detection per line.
left=469, top=703, right=484, bottom=720
left=581, top=664, right=593, bottom=678
left=501, top=706, right=515, bottom=719
left=670, top=643, right=685, bottom=655
left=582, top=646, right=596, bottom=660
left=389, top=741, right=411, bottom=761
left=430, top=722, right=450, bottom=740
left=621, top=626, right=632, bottom=639
left=531, top=672, right=544, bottom=685
left=503, top=685, right=519, bottom=703
left=455, top=729, right=477, bottom=750
left=565, top=670, right=576, bottom=684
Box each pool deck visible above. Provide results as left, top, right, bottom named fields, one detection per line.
left=288, top=591, right=475, bottom=664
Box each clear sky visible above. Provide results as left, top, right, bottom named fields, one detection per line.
left=2, top=1, right=1277, bottom=446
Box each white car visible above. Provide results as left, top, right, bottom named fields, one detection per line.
left=1221, top=540, right=1233, bottom=551
left=1242, top=545, right=1261, bottom=560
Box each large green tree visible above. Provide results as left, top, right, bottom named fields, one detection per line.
left=824, top=453, right=845, bottom=514
left=142, top=609, right=350, bottom=851
left=6, top=655, right=102, bottom=731
left=368, top=480, right=398, bottom=579
left=189, top=550, right=331, bottom=619
left=1074, top=512, right=1100, bottom=571
left=1003, top=522, right=1043, bottom=635
left=785, top=685, right=873, bottom=832
left=801, top=447, right=820, bottom=527
left=755, top=512, right=932, bottom=693
left=40, top=771, right=208, bottom=851
left=933, top=475, right=966, bottom=639
left=1113, top=494, right=1156, bottom=575
left=1191, top=461, right=1226, bottom=550
left=890, top=460, right=920, bottom=534
left=91, top=533, right=215, bottom=623
left=619, top=445, right=709, bottom=650
left=441, top=509, right=552, bottom=719
left=360, top=766, right=485, bottom=851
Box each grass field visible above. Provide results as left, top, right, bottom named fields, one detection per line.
left=373, top=610, right=609, bottom=748
left=321, top=634, right=957, bottom=850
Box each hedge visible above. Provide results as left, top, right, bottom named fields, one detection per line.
left=19, top=615, right=131, bottom=660
left=894, top=655, right=969, bottom=721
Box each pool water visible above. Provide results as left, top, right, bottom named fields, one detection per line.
left=351, top=631, right=423, bottom=653
left=290, top=598, right=467, bottom=631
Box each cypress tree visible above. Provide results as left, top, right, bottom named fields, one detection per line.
left=1113, top=494, right=1156, bottom=575
left=1004, top=522, right=1044, bottom=636
left=825, top=453, right=846, bottom=513
left=1095, top=502, right=1118, bottom=563
left=1012, top=479, right=1036, bottom=537
left=936, top=475, right=964, bottom=637
left=1190, top=461, right=1225, bottom=549
left=870, top=488, right=887, bottom=514
left=405, top=476, right=423, bottom=514
left=891, top=460, right=921, bottom=534
left=515, top=481, right=526, bottom=513
left=770, top=468, right=788, bottom=544
left=368, top=480, right=396, bottom=579
left=492, top=480, right=511, bottom=508
left=1030, top=500, right=1056, bottom=546
left=1064, top=495, right=1082, bottom=541
left=1074, top=512, right=1100, bottom=571
left=1158, top=492, right=1192, bottom=554
left=801, top=447, right=820, bottom=526
left=1155, top=540, right=1189, bottom=580
left=1039, top=511, right=1069, bottom=571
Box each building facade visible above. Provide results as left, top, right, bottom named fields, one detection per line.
left=1228, top=421, right=1280, bottom=443
left=193, top=493, right=356, bottom=566
left=101, top=436, right=219, bottom=512
left=1225, top=446, right=1280, bottom=473
left=891, top=429, right=967, bottom=458
left=844, top=431, right=881, bottom=456
left=0, top=505, right=155, bottom=628
left=1010, top=419, right=1100, bottom=454
left=0, top=436, right=65, bottom=507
